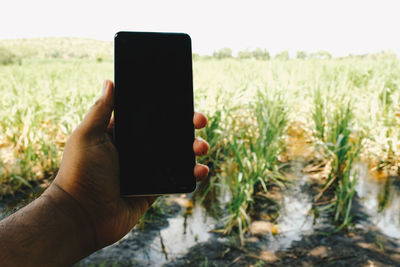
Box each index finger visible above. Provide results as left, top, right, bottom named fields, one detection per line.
left=194, top=112, right=207, bottom=129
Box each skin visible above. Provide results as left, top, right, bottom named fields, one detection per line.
left=0, top=80, right=210, bottom=266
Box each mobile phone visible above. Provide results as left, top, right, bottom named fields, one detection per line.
left=114, top=31, right=196, bottom=196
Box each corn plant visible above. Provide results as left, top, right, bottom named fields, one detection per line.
left=312, top=89, right=326, bottom=141
left=1, top=41, right=400, bottom=238
left=224, top=90, right=288, bottom=243
left=313, top=96, right=364, bottom=228
left=0, top=60, right=111, bottom=195
left=197, top=110, right=224, bottom=169
left=333, top=136, right=362, bottom=229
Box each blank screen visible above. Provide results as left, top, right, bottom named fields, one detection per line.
left=114, top=32, right=196, bottom=195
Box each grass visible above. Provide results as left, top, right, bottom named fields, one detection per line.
left=0, top=60, right=111, bottom=195
left=0, top=38, right=112, bottom=61
left=1, top=40, right=400, bottom=236
left=222, top=90, right=288, bottom=243
left=136, top=198, right=165, bottom=229
left=312, top=89, right=364, bottom=228
left=197, top=109, right=224, bottom=169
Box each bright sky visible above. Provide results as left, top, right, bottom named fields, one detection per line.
left=1, top=0, right=399, bottom=57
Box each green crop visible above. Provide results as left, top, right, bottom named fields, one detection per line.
left=1, top=43, right=399, bottom=236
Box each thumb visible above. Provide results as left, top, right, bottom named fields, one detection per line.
left=76, top=80, right=114, bottom=141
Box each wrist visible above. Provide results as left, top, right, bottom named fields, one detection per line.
left=43, top=183, right=98, bottom=257
left=0, top=182, right=98, bottom=266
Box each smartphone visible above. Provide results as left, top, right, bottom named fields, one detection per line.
left=114, top=31, right=196, bottom=196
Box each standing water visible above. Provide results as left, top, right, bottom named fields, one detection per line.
left=355, top=163, right=400, bottom=239
left=265, top=174, right=316, bottom=252
left=261, top=161, right=320, bottom=252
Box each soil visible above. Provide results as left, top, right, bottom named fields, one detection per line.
left=75, top=201, right=182, bottom=267
left=0, top=180, right=48, bottom=220
left=166, top=228, right=400, bottom=267
left=74, top=163, right=400, bottom=267
left=73, top=193, right=400, bottom=267
left=165, top=179, right=400, bottom=267
left=1, top=160, right=399, bottom=266
left=1, top=185, right=399, bottom=266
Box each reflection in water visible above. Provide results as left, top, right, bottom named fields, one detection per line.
left=136, top=199, right=219, bottom=265
left=265, top=174, right=316, bottom=252
left=132, top=175, right=231, bottom=265
left=377, top=178, right=392, bottom=213
left=3, top=163, right=400, bottom=265
left=355, top=163, right=400, bottom=239
left=193, top=175, right=228, bottom=220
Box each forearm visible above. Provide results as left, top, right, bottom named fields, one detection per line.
left=0, top=184, right=96, bottom=266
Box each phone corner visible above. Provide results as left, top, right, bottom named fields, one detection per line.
left=180, top=33, right=191, bottom=42
left=114, top=31, right=125, bottom=40
left=188, top=179, right=197, bottom=193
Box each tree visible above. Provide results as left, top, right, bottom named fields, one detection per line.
left=237, top=50, right=252, bottom=59
left=213, top=47, right=233, bottom=59
left=192, top=53, right=200, bottom=61
left=201, top=55, right=213, bottom=60
left=274, top=50, right=289, bottom=60
left=310, top=50, right=332, bottom=59
left=252, top=48, right=270, bottom=60
left=0, top=46, right=21, bottom=65
left=367, top=50, right=397, bottom=60
left=296, top=51, right=307, bottom=59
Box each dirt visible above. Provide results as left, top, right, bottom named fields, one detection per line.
left=162, top=160, right=400, bottom=267
left=163, top=177, right=400, bottom=267
left=0, top=184, right=399, bottom=266
left=0, top=180, right=47, bottom=220
left=165, top=227, right=400, bottom=267
left=71, top=190, right=399, bottom=267
left=75, top=201, right=182, bottom=267
left=1, top=157, right=399, bottom=266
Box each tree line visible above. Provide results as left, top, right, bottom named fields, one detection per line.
left=193, top=48, right=397, bottom=61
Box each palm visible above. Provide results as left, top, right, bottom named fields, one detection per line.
left=53, top=80, right=209, bottom=250
left=55, top=131, right=154, bottom=248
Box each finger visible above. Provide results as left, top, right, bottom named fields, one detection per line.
left=106, top=115, right=115, bottom=136
left=194, top=164, right=209, bottom=181
left=194, top=112, right=207, bottom=129
left=77, top=80, right=114, bottom=138
left=193, top=138, right=209, bottom=156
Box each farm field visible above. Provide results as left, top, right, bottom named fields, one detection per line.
left=1, top=39, right=400, bottom=265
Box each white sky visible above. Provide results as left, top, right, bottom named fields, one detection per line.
left=1, top=0, right=399, bottom=57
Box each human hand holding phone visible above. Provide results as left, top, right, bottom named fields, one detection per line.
left=53, top=80, right=210, bottom=250
left=0, top=80, right=209, bottom=266
left=0, top=30, right=209, bottom=266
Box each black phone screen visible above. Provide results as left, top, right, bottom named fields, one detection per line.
left=114, top=32, right=196, bottom=195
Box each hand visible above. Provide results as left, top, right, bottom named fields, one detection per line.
left=50, top=80, right=210, bottom=250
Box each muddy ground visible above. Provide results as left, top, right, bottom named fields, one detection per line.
left=166, top=226, right=400, bottom=266
left=1, top=171, right=399, bottom=266
left=74, top=195, right=400, bottom=267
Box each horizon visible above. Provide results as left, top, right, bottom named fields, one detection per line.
left=1, top=0, right=399, bottom=57
left=2, top=36, right=397, bottom=59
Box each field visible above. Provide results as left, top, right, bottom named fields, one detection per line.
left=1, top=39, right=400, bottom=265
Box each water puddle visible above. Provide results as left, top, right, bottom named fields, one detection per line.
left=135, top=200, right=219, bottom=265
left=134, top=180, right=231, bottom=264
left=265, top=174, right=316, bottom=252
left=77, top=179, right=230, bottom=265
left=250, top=159, right=323, bottom=253
left=355, top=163, right=400, bottom=239
left=0, top=169, right=320, bottom=264
left=2, top=162, right=399, bottom=265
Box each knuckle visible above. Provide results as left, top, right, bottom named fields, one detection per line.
left=93, top=99, right=103, bottom=107
left=69, top=126, right=85, bottom=143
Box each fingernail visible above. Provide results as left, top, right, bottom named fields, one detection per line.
left=102, top=80, right=109, bottom=96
